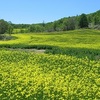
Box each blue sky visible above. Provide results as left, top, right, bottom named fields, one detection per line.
left=0, top=0, right=100, bottom=24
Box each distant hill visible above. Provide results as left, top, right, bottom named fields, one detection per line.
left=14, top=10, right=100, bottom=32
left=1, top=10, right=100, bottom=34
left=49, top=10, right=100, bottom=31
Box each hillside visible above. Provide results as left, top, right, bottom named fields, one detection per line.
left=11, top=10, right=100, bottom=33
left=0, top=10, right=100, bottom=34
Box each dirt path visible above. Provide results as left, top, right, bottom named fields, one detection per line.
left=8, top=48, right=46, bottom=54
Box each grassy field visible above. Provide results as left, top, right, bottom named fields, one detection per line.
left=0, top=29, right=100, bottom=49
left=0, top=29, right=100, bottom=99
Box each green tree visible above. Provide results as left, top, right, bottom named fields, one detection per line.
left=79, top=14, right=88, bottom=28
left=93, top=16, right=100, bottom=25
left=28, top=24, right=44, bottom=32
left=35, top=25, right=45, bottom=32
left=7, top=25, right=13, bottom=35
left=66, top=17, right=76, bottom=30
left=28, top=24, right=35, bottom=32
left=45, top=22, right=54, bottom=32
left=0, top=19, right=8, bottom=34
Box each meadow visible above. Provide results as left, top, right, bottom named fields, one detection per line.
left=0, top=29, right=100, bottom=99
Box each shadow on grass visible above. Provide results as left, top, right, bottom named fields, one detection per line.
left=0, top=44, right=55, bottom=49
left=46, top=47, right=100, bottom=60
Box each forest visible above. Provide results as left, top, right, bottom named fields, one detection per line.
left=0, top=10, right=100, bottom=34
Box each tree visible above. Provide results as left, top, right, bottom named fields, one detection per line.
left=53, top=21, right=58, bottom=31
left=42, top=20, right=45, bottom=27
left=66, top=17, right=76, bottom=30
left=45, top=22, right=54, bottom=32
left=79, top=14, right=88, bottom=28
left=28, top=24, right=44, bottom=32
left=93, top=16, right=100, bottom=25
left=0, top=19, right=8, bottom=34
left=7, top=25, right=13, bottom=35
left=34, top=25, right=45, bottom=32
left=28, top=24, right=35, bottom=32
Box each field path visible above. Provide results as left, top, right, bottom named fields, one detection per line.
left=7, top=48, right=46, bottom=53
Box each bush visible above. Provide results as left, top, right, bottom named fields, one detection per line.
left=0, top=34, right=14, bottom=41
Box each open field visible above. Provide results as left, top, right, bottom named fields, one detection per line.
left=0, top=29, right=100, bottom=99
left=0, top=29, right=100, bottom=49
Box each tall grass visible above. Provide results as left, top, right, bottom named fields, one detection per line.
left=0, top=29, right=100, bottom=99
left=0, top=49, right=100, bottom=99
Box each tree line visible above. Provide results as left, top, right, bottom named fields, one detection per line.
left=0, top=10, right=100, bottom=34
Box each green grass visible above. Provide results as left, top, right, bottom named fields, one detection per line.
left=0, top=29, right=100, bottom=49
left=0, top=29, right=100, bottom=99
left=0, top=49, right=100, bottom=99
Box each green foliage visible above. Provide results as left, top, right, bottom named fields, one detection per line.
left=7, top=10, right=99, bottom=33
left=88, top=10, right=100, bottom=29
left=79, top=14, right=88, bottom=28
left=46, top=47, right=100, bottom=60
left=65, top=17, right=76, bottom=30
left=92, top=10, right=100, bottom=25
left=0, top=34, right=16, bottom=41
left=45, top=22, right=54, bottom=32
left=0, top=29, right=99, bottom=49
left=0, top=19, right=8, bottom=34
left=0, top=29, right=100, bottom=99
left=28, top=24, right=45, bottom=32
left=0, top=49, right=100, bottom=99
left=7, top=25, right=13, bottom=35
